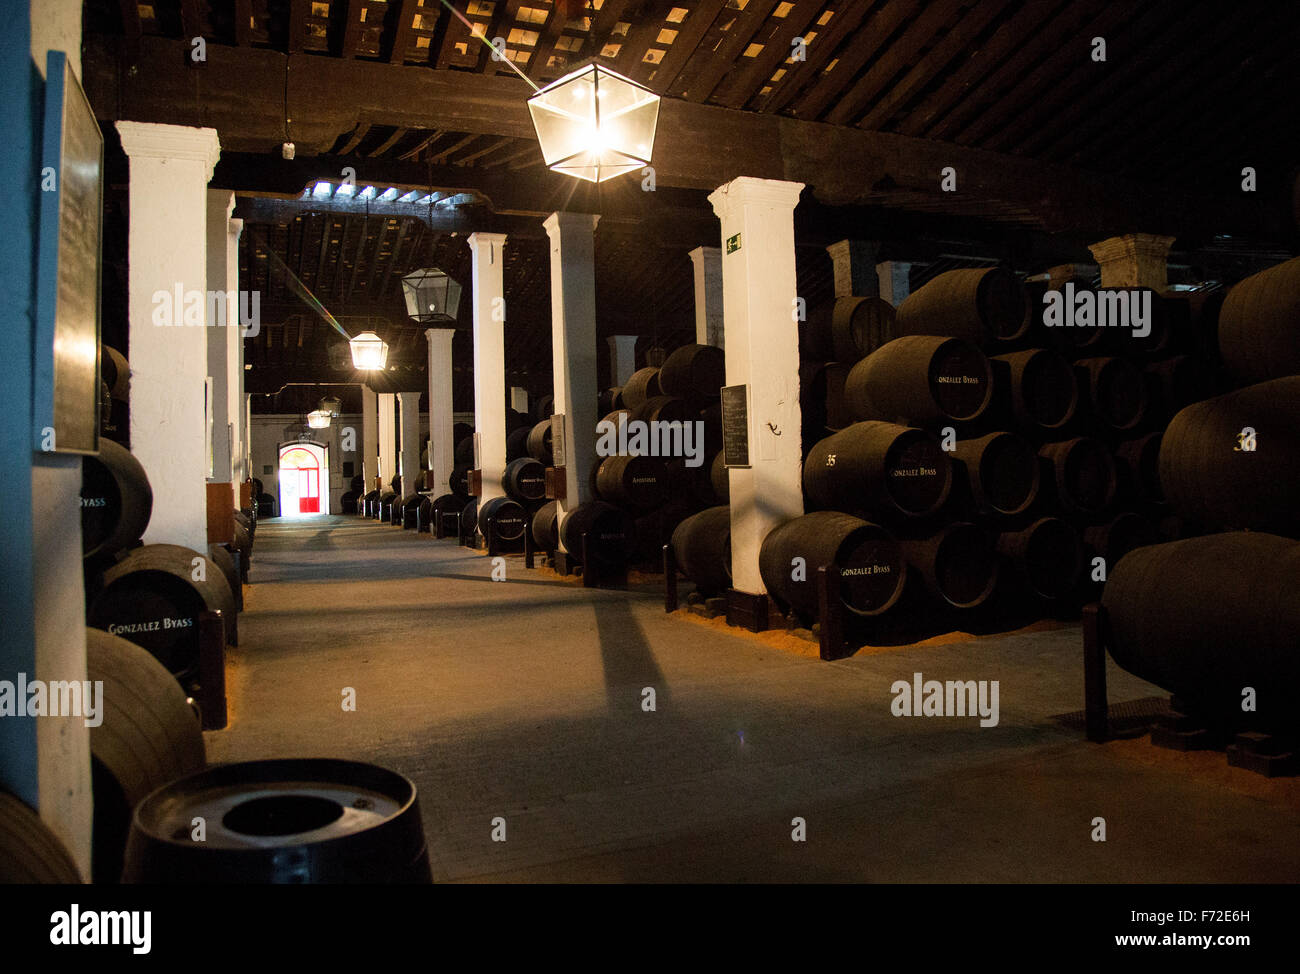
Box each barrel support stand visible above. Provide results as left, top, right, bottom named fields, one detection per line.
left=663, top=544, right=678, bottom=612
left=196, top=610, right=227, bottom=731
left=524, top=516, right=535, bottom=569
left=486, top=515, right=499, bottom=558
left=817, top=565, right=845, bottom=661
left=1082, top=602, right=1109, bottom=742
left=725, top=589, right=768, bottom=633
left=223, top=543, right=243, bottom=610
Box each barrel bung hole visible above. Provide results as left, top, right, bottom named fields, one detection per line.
left=222, top=794, right=345, bottom=837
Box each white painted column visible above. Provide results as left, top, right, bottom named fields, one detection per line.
left=606, top=335, right=638, bottom=387
left=543, top=212, right=600, bottom=546
left=826, top=239, right=880, bottom=297
left=397, top=391, right=421, bottom=494
left=688, top=245, right=724, bottom=348
left=510, top=386, right=529, bottom=414
left=425, top=328, right=455, bottom=498
left=361, top=385, right=379, bottom=490
left=205, top=191, right=235, bottom=503
left=227, top=217, right=245, bottom=484
left=378, top=393, right=396, bottom=490
left=117, top=121, right=220, bottom=554
left=708, top=177, right=805, bottom=596
left=877, top=261, right=911, bottom=306
left=1088, top=233, right=1176, bottom=291
left=469, top=231, right=509, bottom=515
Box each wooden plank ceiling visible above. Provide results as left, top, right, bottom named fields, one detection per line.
left=85, top=1, right=1296, bottom=411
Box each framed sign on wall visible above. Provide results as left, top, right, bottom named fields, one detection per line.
left=34, top=50, right=104, bottom=456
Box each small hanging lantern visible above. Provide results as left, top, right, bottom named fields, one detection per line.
left=318, top=395, right=343, bottom=417
left=306, top=409, right=332, bottom=429
left=349, top=331, right=389, bottom=370
left=527, top=63, right=660, bottom=183
left=401, top=268, right=463, bottom=325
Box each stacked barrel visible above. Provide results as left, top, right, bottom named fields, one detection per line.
left=577, top=342, right=727, bottom=570
left=1102, top=255, right=1300, bottom=734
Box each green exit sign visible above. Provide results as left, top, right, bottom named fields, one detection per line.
left=726, top=233, right=741, bottom=254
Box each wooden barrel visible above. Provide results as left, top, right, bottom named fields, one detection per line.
left=532, top=394, right=553, bottom=424
left=1158, top=376, right=1300, bottom=536
left=477, top=496, right=527, bottom=542
left=82, top=439, right=153, bottom=560
left=1102, top=533, right=1300, bottom=729
left=454, top=435, right=475, bottom=464
left=461, top=498, right=478, bottom=534
left=990, top=347, right=1078, bottom=432
left=1115, top=432, right=1163, bottom=502
left=804, top=422, right=952, bottom=519
left=0, top=791, right=82, bottom=883
left=895, top=267, right=1029, bottom=345
left=1217, top=254, right=1300, bottom=383
left=256, top=492, right=276, bottom=518
left=121, top=758, right=431, bottom=884
left=340, top=490, right=359, bottom=514
left=506, top=426, right=530, bottom=462
left=800, top=361, right=852, bottom=442
left=389, top=474, right=402, bottom=497
left=901, top=523, right=999, bottom=609
left=100, top=344, right=130, bottom=400
left=526, top=420, right=553, bottom=465
left=399, top=495, right=423, bottom=529
left=844, top=336, right=992, bottom=426
left=350, top=474, right=365, bottom=492
left=800, top=296, right=897, bottom=362
left=951, top=432, right=1040, bottom=516
left=378, top=491, right=398, bottom=523
left=621, top=367, right=662, bottom=410
left=628, top=395, right=697, bottom=426
left=206, top=544, right=242, bottom=617
left=1144, top=355, right=1214, bottom=423
left=1038, top=437, right=1116, bottom=515
left=710, top=451, right=729, bottom=504
left=559, top=501, right=633, bottom=564
left=665, top=455, right=716, bottom=507
left=595, top=455, right=668, bottom=513
left=449, top=464, right=471, bottom=497
left=85, top=626, right=205, bottom=884
left=415, top=496, right=433, bottom=532
left=421, top=493, right=459, bottom=533
left=671, top=506, right=732, bottom=594
left=532, top=500, right=560, bottom=549
left=362, top=489, right=379, bottom=517
left=502, top=457, right=547, bottom=504
left=759, top=511, right=906, bottom=619
left=598, top=388, right=619, bottom=416
left=996, top=517, right=1082, bottom=601
left=88, top=544, right=238, bottom=677
left=1075, top=356, right=1148, bottom=431
left=1083, top=512, right=1158, bottom=569
left=232, top=521, right=252, bottom=584
left=658, top=344, right=725, bottom=403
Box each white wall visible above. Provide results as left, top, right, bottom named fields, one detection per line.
left=250, top=414, right=363, bottom=514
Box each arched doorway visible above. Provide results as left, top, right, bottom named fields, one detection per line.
left=278, top=442, right=329, bottom=516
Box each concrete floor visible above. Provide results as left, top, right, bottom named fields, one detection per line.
left=207, top=514, right=1300, bottom=883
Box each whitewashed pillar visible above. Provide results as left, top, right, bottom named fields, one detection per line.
left=688, top=245, right=724, bottom=348
left=1088, top=233, right=1176, bottom=291
left=468, top=231, right=509, bottom=514
left=361, top=385, right=379, bottom=491
left=425, top=328, right=455, bottom=497
left=826, top=239, right=880, bottom=297
left=117, top=121, right=220, bottom=553
left=708, top=177, right=805, bottom=598
left=543, top=212, right=600, bottom=546
left=877, top=261, right=911, bottom=306
left=606, top=335, right=637, bottom=387
left=378, top=393, right=396, bottom=490
left=397, top=391, right=421, bottom=494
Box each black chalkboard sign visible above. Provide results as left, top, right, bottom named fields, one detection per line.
left=721, top=384, right=750, bottom=468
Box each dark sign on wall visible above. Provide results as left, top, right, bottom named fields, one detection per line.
left=721, top=384, right=750, bottom=468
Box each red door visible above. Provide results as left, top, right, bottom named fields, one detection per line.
left=298, top=465, right=320, bottom=513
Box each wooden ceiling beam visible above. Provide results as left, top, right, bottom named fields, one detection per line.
left=397, top=129, right=444, bottom=161
left=368, top=126, right=410, bottom=157
left=288, top=0, right=311, bottom=54
left=681, top=0, right=779, bottom=105
left=848, top=0, right=1012, bottom=130
left=647, top=0, right=727, bottom=95
left=387, top=0, right=418, bottom=63
left=762, top=0, right=878, bottom=114
left=727, top=0, right=824, bottom=109
left=85, top=33, right=1286, bottom=239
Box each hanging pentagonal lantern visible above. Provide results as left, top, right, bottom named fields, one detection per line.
left=528, top=62, right=660, bottom=183
left=349, top=331, right=389, bottom=370
left=318, top=395, right=343, bottom=417
left=401, top=268, right=462, bottom=325
left=306, top=409, right=332, bottom=429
